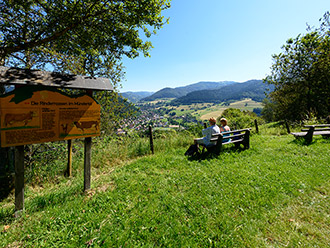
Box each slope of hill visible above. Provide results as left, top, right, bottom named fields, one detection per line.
left=1, top=132, right=329, bottom=247
left=172, top=80, right=273, bottom=104
left=141, top=81, right=236, bottom=101
left=121, top=91, right=154, bottom=103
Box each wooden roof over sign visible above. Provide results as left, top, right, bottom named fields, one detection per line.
left=0, top=66, right=113, bottom=91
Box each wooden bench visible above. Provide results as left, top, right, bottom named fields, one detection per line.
left=201, top=128, right=251, bottom=155
left=291, top=124, right=330, bottom=144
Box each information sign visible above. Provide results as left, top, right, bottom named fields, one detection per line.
left=0, top=86, right=100, bottom=147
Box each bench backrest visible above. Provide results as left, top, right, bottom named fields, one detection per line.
left=210, top=128, right=251, bottom=141
left=210, top=128, right=251, bottom=153
left=302, top=124, right=330, bottom=132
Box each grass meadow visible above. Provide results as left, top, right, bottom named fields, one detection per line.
left=0, top=125, right=330, bottom=247
left=163, top=98, right=262, bottom=121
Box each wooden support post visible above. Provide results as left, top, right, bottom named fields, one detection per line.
left=84, top=137, right=92, bottom=191
left=254, top=119, right=259, bottom=133
left=83, top=89, right=93, bottom=191
left=149, top=126, right=154, bottom=154
left=215, top=134, right=223, bottom=155
left=243, top=129, right=250, bottom=149
left=204, top=123, right=207, bottom=129
left=305, top=126, right=314, bottom=144
left=65, top=140, right=72, bottom=177
left=15, top=145, right=24, bottom=217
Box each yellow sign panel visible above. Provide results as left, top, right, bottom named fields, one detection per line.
left=0, top=86, right=100, bottom=147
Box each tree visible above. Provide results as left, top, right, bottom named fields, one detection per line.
left=0, top=1, right=171, bottom=132
left=264, top=12, right=330, bottom=121
left=0, top=0, right=171, bottom=77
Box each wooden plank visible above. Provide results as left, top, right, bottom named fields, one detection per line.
left=302, top=128, right=330, bottom=132
left=0, top=66, right=113, bottom=91
left=210, top=134, right=244, bottom=142
left=313, top=131, right=330, bottom=135
left=291, top=132, right=308, bottom=137
left=224, top=139, right=244, bottom=144
left=84, top=137, right=92, bottom=191
left=211, top=133, right=245, bottom=140
left=304, top=124, right=330, bottom=128
left=14, top=145, right=24, bottom=217
left=292, top=131, right=330, bottom=136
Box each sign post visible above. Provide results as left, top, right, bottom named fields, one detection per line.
left=14, top=145, right=24, bottom=216
left=66, top=140, right=72, bottom=177
left=84, top=137, right=92, bottom=191
left=0, top=66, right=113, bottom=216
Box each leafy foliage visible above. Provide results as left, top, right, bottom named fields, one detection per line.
left=93, top=91, right=138, bottom=135
left=264, top=12, right=330, bottom=121
left=0, top=0, right=171, bottom=84
left=218, top=108, right=264, bottom=130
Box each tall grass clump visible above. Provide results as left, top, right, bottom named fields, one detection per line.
left=12, top=129, right=195, bottom=188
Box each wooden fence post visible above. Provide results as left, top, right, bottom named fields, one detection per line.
left=285, top=121, right=291, bottom=134
left=65, top=140, right=72, bottom=177
left=15, top=145, right=24, bottom=217
left=254, top=119, right=259, bottom=133
left=149, top=126, right=154, bottom=154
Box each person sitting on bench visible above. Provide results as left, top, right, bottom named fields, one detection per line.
left=219, top=117, right=231, bottom=142
left=194, top=117, right=220, bottom=147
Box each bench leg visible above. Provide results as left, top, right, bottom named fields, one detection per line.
left=243, top=130, right=250, bottom=149
left=305, top=127, right=314, bottom=144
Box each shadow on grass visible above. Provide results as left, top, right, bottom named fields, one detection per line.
left=290, top=136, right=330, bottom=146
left=187, top=146, right=246, bottom=161
left=0, top=180, right=85, bottom=225
left=0, top=175, right=14, bottom=202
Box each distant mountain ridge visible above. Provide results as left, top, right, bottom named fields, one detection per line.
left=141, top=81, right=236, bottom=101
left=121, top=91, right=154, bottom=103
left=121, top=80, right=273, bottom=104
left=172, top=80, right=273, bottom=105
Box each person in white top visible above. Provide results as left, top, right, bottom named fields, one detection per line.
left=194, top=117, right=220, bottom=147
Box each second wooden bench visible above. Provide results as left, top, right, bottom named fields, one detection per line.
left=291, top=124, right=330, bottom=144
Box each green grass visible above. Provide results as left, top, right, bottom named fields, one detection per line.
left=1, top=133, right=330, bottom=247
left=164, top=98, right=262, bottom=121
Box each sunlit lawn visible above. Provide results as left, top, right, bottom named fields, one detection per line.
left=1, top=134, right=329, bottom=247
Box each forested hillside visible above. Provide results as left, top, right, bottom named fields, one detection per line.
left=121, top=91, right=154, bottom=103
left=141, top=81, right=236, bottom=101
left=171, top=80, right=273, bottom=104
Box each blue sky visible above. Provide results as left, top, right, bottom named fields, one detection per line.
left=120, top=0, right=329, bottom=92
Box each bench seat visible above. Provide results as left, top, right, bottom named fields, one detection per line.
left=292, top=131, right=330, bottom=137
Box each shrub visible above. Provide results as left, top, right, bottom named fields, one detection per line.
left=218, top=108, right=264, bottom=130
